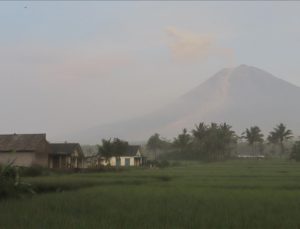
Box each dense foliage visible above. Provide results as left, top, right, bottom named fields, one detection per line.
left=242, top=126, right=264, bottom=155
left=290, top=141, right=300, bottom=161
left=0, top=162, right=34, bottom=199
left=146, top=133, right=171, bottom=160
left=147, top=123, right=296, bottom=161
left=97, top=138, right=129, bottom=164
left=268, top=123, right=293, bottom=156
left=147, top=122, right=237, bottom=162
left=0, top=162, right=18, bottom=199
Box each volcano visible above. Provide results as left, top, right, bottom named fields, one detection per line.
left=74, top=65, right=300, bottom=143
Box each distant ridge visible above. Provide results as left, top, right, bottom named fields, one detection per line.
left=72, top=65, right=300, bottom=144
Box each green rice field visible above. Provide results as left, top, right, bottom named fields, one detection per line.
left=1, top=160, right=300, bottom=228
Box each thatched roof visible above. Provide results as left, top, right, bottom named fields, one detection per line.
left=0, top=134, right=47, bottom=152
left=50, top=143, right=84, bottom=157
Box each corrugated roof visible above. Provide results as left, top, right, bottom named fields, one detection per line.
left=123, top=145, right=141, bottom=156
left=0, top=134, right=47, bottom=152
left=50, top=143, right=84, bottom=156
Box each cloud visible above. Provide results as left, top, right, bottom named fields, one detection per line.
left=165, top=26, right=235, bottom=65
left=166, top=26, right=214, bottom=61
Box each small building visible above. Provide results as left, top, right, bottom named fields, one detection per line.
left=84, top=155, right=99, bottom=168
left=0, top=134, right=51, bottom=167
left=100, top=145, right=146, bottom=167
left=49, top=143, right=84, bottom=169
left=0, top=134, right=85, bottom=169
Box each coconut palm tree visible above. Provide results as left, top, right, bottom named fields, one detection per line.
left=219, top=123, right=236, bottom=159
left=192, top=122, right=207, bottom=140
left=191, top=122, right=236, bottom=161
left=243, top=126, right=264, bottom=156
left=268, top=123, right=293, bottom=157
left=191, top=122, right=208, bottom=160
left=147, top=133, right=163, bottom=161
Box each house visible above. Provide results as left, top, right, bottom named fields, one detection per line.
left=100, top=145, right=146, bottom=167
left=0, top=133, right=85, bottom=169
left=0, top=134, right=51, bottom=167
left=84, top=155, right=99, bottom=168
left=49, top=143, right=84, bottom=169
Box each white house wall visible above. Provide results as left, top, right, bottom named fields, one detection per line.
left=101, top=156, right=136, bottom=166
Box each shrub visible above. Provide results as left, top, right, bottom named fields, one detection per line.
left=20, top=166, right=44, bottom=177
left=157, top=160, right=170, bottom=168
left=146, top=160, right=170, bottom=168
left=0, top=162, right=35, bottom=200
left=0, top=162, right=18, bottom=199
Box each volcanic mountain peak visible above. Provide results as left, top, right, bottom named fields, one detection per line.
left=70, top=65, right=300, bottom=143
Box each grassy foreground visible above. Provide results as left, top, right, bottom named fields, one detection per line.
left=1, top=160, right=300, bottom=228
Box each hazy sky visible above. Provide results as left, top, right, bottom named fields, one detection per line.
left=1, top=1, right=300, bottom=141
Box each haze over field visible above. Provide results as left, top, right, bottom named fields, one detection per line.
left=1, top=2, right=300, bottom=143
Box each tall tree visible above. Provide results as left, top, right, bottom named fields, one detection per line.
left=290, top=141, right=300, bottom=161
left=192, top=122, right=207, bottom=141
left=147, top=133, right=164, bottom=160
left=191, top=122, right=236, bottom=161
left=173, top=128, right=191, bottom=155
left=243, top=126, right=264, bottom=156
left=268, top=123, right=293, bottom=156
left=112, top=138, right=129, bottom=159
left=202, top=123, right=220, bottom=161
left=98, top=139, right=113, bottom=165
left=98, top=138, right=129, bottom=166
left=218, top=123, right=237, bottom=159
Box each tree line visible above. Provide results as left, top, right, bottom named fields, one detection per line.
left=94, top=122, right=300, bottom=163
left=146, top=122, right=236, bottom=162
left=146, top=122, right=299, bottom=162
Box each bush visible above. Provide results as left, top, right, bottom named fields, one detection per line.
left=156, top=160, right=170, bottom=168
left=0, top=162, right=35, bottom=200
left=146, top=160, right=170, bottom=168
left=0, top=162, right=18, bottom=199
left=20, top=166, right=44, bottom=177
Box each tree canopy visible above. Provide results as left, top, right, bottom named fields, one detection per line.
left=98, top=138, right=129, bottom=163
left=146, top=133, right=168, bottom=160
left=267, top=123, right=293, bottom=156
left=242, top=126, right=264, bottom=155
left=290, top=141, right=300, bottom=161
left=161, top=122, right=237, bottom=161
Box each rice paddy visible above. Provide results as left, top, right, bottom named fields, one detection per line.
left=1, top=160, right=300, bottom=228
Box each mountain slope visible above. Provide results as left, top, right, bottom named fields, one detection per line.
left=73, top=65, right=300, bottom=143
